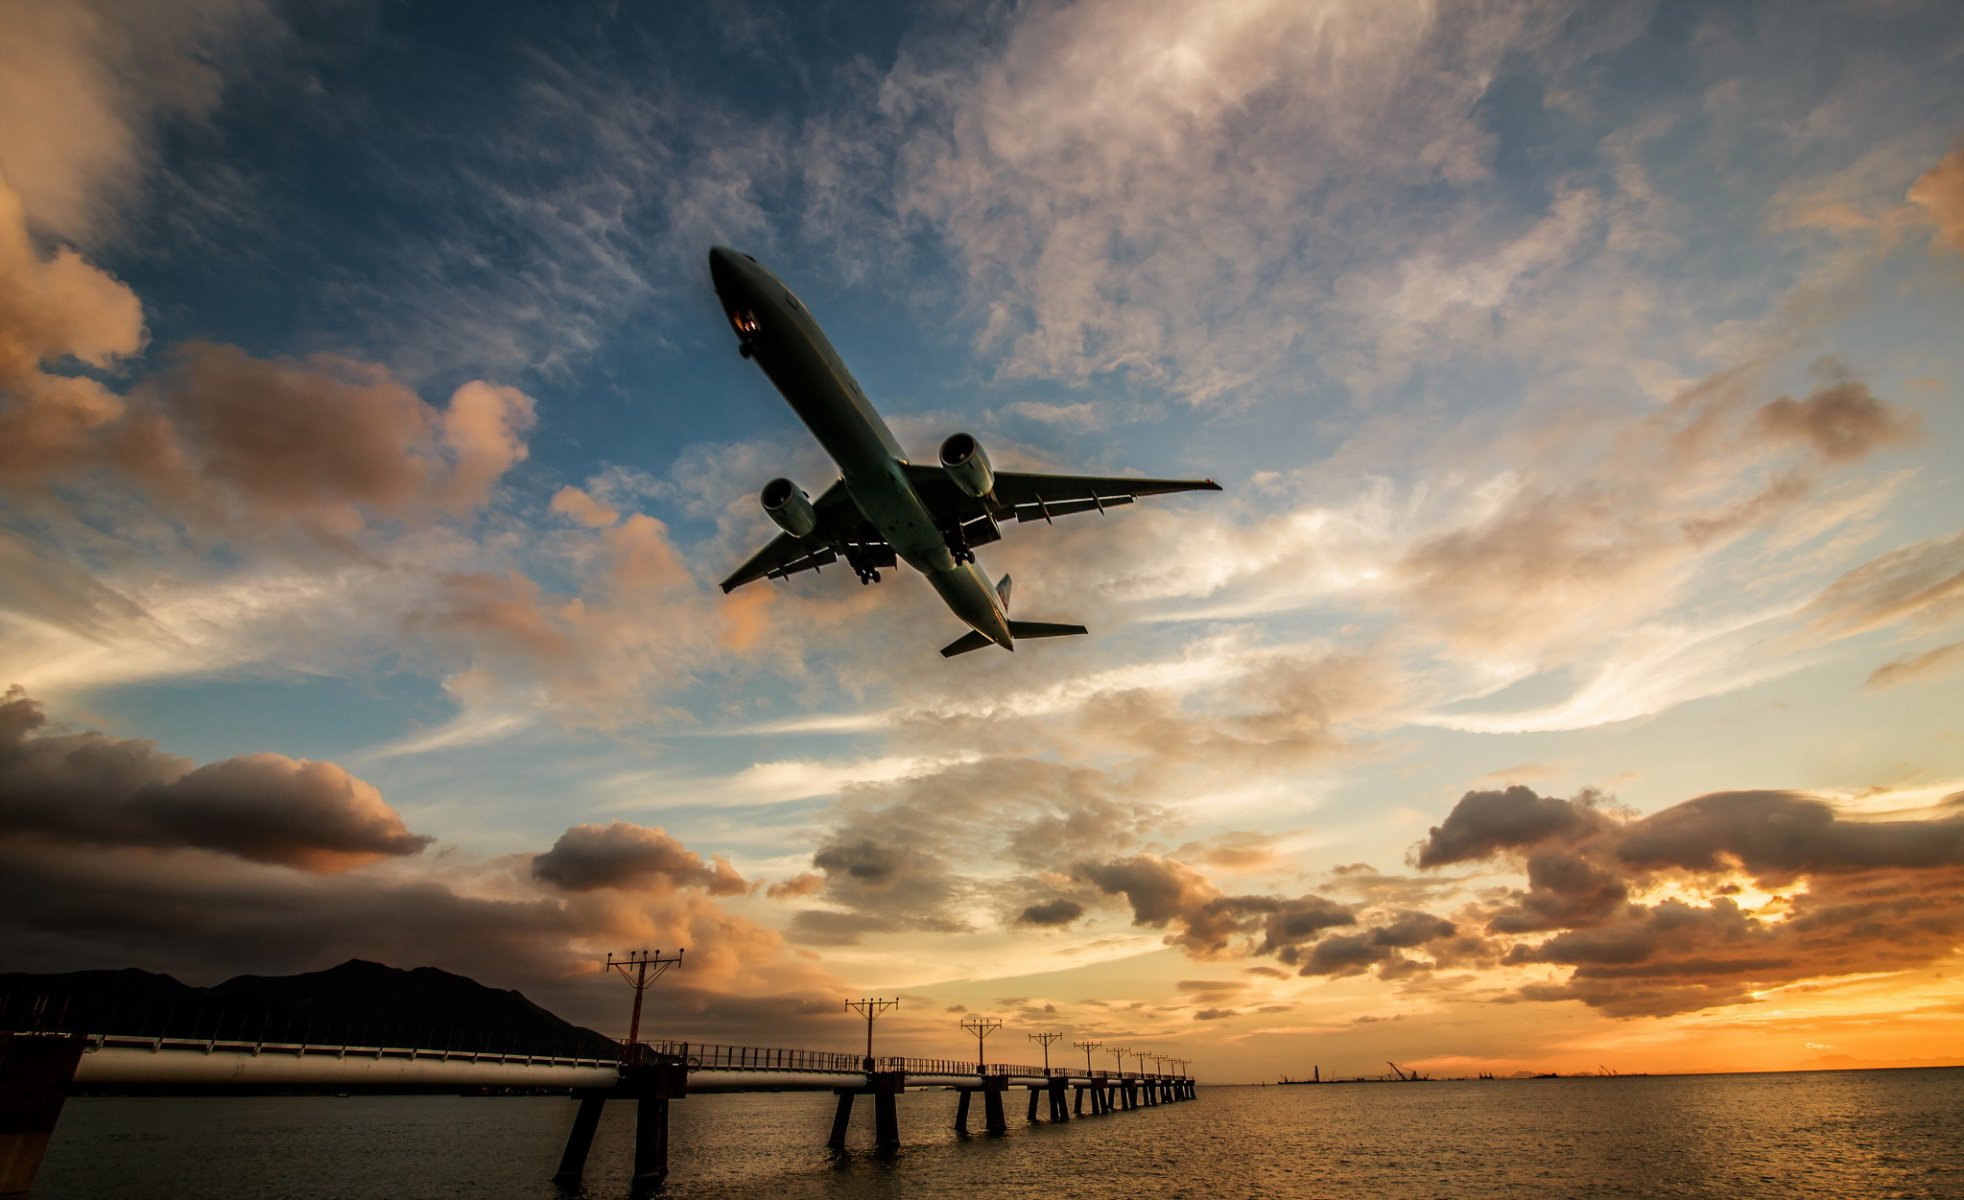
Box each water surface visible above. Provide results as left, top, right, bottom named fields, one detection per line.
left=35, top=1069, right=1964, bottom=1199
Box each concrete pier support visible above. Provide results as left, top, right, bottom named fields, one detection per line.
left=982, top=1078, right=1008, bottom=1135
left=1047, top=1078, right=1070, bottom=1122
left=827, top=1089, right=856, bottom=1150
left=1025, top=1086, right=1040, bottom=1122
left=633, top=1096, right=670, bottom=1192
left=955, top=1077, right=1010, bottom=1136
left=553, top=1092, right=608, bottom=1183
left=870, top=1071, right=903, bottom=1153
left=829, top=1071, right=904, bottom=1153
left=1120, top=1079, right=1137, bottom=1110
left=0, top=1033, right=86, bottom=1199
left=625, top=1057, right=688, bottom=1194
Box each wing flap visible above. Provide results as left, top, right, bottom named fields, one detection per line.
left=1009, top=495, right=1135, bottom=523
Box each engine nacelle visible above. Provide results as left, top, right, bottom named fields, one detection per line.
left=761, top=477, right=818, bottom=538
left=939, top=432, right=995, bottom=499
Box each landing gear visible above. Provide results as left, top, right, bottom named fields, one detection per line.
left=856, top=566, right=881, bottom=585
left=943, top=527, right=976, bottom=565
left=739, top=342, right=754, bottom=359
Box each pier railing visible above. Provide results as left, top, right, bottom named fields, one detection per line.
left=643, top=1041, right=1183, bottom=1080
left=80, top=1032, right=617, bottom=1068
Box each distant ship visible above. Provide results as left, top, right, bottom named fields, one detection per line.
left=1278, top=1065, right=1323, bottom=1085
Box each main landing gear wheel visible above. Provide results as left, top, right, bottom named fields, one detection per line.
left=857, top=568, right=881, bottom=585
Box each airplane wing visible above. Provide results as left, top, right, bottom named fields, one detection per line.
left=719, top=479, right=889, bottom=593
left=902, top=464, right=1221, bottom=527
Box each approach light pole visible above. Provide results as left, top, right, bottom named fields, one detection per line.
left=605, top=949, right=683, bottom=1064
left=1029, top=1031, right=1062, bottom=1075
left=960, top=1016, right=1002, bottom=1073
left=846, top=996, right=899, bottom=1072
left=1074, top=1039, right=1103, bottom=1075
left=1109, top=1046, right=1130, bottom=1076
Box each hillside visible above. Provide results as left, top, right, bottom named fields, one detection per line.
left=0, top=960, right=619, bottom=1060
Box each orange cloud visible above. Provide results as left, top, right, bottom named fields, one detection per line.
left=1907, top=145, right=1964, bottom=257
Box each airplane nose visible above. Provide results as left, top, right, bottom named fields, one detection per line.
left=708, top=246, right=738, bottom=289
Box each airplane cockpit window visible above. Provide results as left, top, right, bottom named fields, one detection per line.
left=731, top=308, right=759, bottom=336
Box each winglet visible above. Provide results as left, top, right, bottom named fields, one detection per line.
left=996, top=573, right=1013, bottom=611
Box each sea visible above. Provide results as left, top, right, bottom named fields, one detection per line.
left=32, top=1068, right=1963, bottom=1199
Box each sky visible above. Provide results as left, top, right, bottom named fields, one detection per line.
left=2, top=0, right=1962, bottom=1083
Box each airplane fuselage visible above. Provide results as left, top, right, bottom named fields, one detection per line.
left=709, top=247, right=1014, bottom=648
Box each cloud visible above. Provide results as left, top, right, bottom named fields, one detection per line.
left=531, top=822, right=750, bottom=896
left=1414, top=786, right=1616, bottom=869
left=1017, top=898, right=1084, bottom=927
left=765, top=872, right=824, bottom=900
left=0, top=179, right=145, bottom=485
left=1413, top=783, right=1964, bottom=1016
left=130, top=343, right=538, bottom=536
left=1804, top=529, right=1964, bottom=638
left=0, top=686, right=429, bottom=871
left=549, top=485, right=621, bottom=528
left=885, top=0, right=1605, bottom=400
left=1754, top=380, right=1920, bottom=463
left=0, top=0, right=277, bottom=245
left=1615, top=791, right=1964, bottom=882
left=1907, top=145, right=1964, bottom=257
left=1072, top=853, right=1359, bottom=960
left=1865, top=641, right=1964, bottom=690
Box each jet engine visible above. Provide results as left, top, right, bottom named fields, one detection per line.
left=939, top=432, right=995, bottom=499
left=761, top=477, right=818, bottom=537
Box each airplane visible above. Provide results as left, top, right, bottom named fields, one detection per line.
left=708, top=246, right=1221, bottom=657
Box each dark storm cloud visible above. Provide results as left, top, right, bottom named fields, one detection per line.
left=1414, top=785, right=1615, bottom=868
left=531, top=821, right=749, bottom=895
left=0, top=686, right=430, bottom=870
left=1017, top=898, right=1084, bottom=927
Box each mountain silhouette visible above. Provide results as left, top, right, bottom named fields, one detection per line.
left=0, top=960, right=618, bottom=1060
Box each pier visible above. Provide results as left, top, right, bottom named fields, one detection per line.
left=0, top=1030, right=1197, bottom=1196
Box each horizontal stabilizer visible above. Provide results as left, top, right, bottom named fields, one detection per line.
left=939, top=621, right=1088, bottom=658
left=1008, top=620, right=1087, bottom=640
left=940, top=631, right=994, bottom=658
